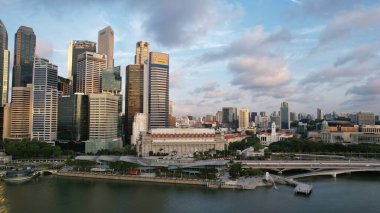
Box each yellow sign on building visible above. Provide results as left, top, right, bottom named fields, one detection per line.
left=151, top=52, right=169, bottom=65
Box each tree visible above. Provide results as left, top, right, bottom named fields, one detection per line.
left=229, top=163, right=242, bottom=179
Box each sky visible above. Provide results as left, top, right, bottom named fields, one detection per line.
left=1, top=0, right=380, bottom=117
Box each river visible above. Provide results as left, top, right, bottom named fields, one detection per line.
left=1, top=173, right=380, bottom=213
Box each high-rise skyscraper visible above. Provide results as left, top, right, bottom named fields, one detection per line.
left=280, top=102, right=290, bottom=130
left=58, top=93, right=89, bottom=141
left=222, top=107, right=238, bottom=130
left=31, top=58, right=58, bottom=144
left=317, top=108, right=324, bottom=120
left=135, top=41, right=150, bottom=65
left=125, top=64, right=144, bottom=144
left=239, top=108, right=250, bottom=129
left=76, top=52, right=107, bottom=94
left=13, top=26, right=36, bottom=87
left=9, top=84, right=33, bottom=139
left=67, top=40, right=96, bottom=93
left=148, top=52, right=169, bottom=129
left=250, top=112, right=257, bottom=123
left=0, top=19, right=9, bottom=106
left=98, top=26, right=114, bottom=69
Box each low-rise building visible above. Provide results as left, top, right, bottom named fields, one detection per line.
left=257, top=122, right=293, bottom=146
left=138, top=128, right=227, bottom=157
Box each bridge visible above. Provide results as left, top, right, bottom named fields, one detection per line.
left=237, top=160, right=380, bottom=177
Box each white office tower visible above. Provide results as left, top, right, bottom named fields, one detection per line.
left=76, top=52, right=107, bottom=94
left=31, top=58, right=58, bottom=144
left=130, top=113, right=148, bottom=145
left=85, top=93, right=121, bottom=153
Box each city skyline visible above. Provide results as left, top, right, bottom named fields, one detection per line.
left=1, top=0, right=380, bottom=116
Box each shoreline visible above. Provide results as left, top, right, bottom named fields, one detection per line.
left=55, top=172, right=269, bottom=190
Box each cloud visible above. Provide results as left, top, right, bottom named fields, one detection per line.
left=126, top=0, right=243, bottom=48
left=170, top=69, right=184, bottom=89
left=313, top=6, right=380, bottom=52
left=202, top=26, right=292, bottom=62
left=193, top=81, right=219, bottom=94
left=299, top=0, right=366, bottom=17
left=228, top=57, right=292, bottom=90
left=35, top=40, right=53, bottom=59
left=303, top=42, right=380, bottom=87
left=346, top=75, right=380, bottom=96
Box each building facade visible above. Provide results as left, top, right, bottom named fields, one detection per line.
left=13, top=26, right=36, bottom=87
left=57, top=93, right=89, bottom=141
left=31, top=58, right=58, bottom=144
left=239, top=108, right=250, bottom=130
left=135, top=41, right=150, bottom=65
left=0, top=19, right=9, bottom=106
left=98, top=26, right=114, bottom=69
left=222, top=107, right=238, bottom=130
left=8, top=84, right=33, bottom=139
left=125, top=64, right=145, bottom=144
left=58, top=76, right=71, bottom=96
left=76, top=52, right=107, bottom=94
left=317, top=108, right=324, bottom=120
left=280, top=102, right=290, bottom=129
left=138, top=128, right=227, bottom=157
left=356, top=112, right=375, bottom=125
left=67, top=40, right=96, bottom=93
left=258, top=122, right=293, bottom=146
left=149, top=52, right=169, bottom=129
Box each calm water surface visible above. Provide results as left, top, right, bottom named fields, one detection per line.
left=1, top=173, right=380, bottom=213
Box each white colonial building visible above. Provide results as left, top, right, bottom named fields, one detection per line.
left=138, top=128, right=227, bottom=157
left=257, top=122, right=293, bottom=146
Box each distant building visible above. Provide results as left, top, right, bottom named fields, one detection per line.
left=280, top=102, right=290, bottom=129
left=258, top=122, right=293, bottom=146
left=317, top=108, right=324, bottom=120
left=135, top=41, right=150, bottom=65
left=148, top=52, right=169, bottom=129
left=57, top=93, right=89, bottom=142
left=130, top=113, right=147, bottom=145
left=239, top=108, right=250, bottom=130
left=138, top=128, right=227, bottom=157
left=222, top=107, right=238, bottom=130
left=250, top=112, right=257, bottom=123
left=356, top=112, right=375, bottom=125
left=31, top=58, right=58, bottom=144
left=67, top=40, right=96, bottom=93
left=290, top=112, right=298, bottom=122
left=98, top=26, right=114, bottom=69
left=76, top=52, right=107, bottom=94
left=13, top=26, right=36, bottom=87
left=58, top=76, right=71, bottom=96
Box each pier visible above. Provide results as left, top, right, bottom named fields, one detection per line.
left=266, top=172, right=313, bottom=195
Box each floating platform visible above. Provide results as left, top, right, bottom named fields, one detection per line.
left=294, top=183, right=313, bottom=195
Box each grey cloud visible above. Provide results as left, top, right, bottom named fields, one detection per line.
left=126, top=0, right=242, bottom=48
left=313, top=6, right=380, bottom=52
left=303, top=42, right=380, bottom=86
left=202, top=26, right=292, bottom=62
left=228, top=56, right=292, bottom=90
left=193, top=81, right=220, bottom=94
left=346, top=75, right=380, bottom=96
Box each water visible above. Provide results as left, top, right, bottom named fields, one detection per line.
left=1, top=173, right=380, bottom=213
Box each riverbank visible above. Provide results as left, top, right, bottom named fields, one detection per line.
left=56, top=172, right=210, bottom=186
left=56, top=171, right=270, bottom=190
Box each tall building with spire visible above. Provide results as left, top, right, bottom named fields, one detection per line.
left=31, top=58, right=58, bottom=144
left=13, top=26, right=36, bottom=87
left=135, top=41, right=150, bottom=65
left=67, top=40, right=96, bottom=93
left=98, top=26, right=114, bottom=69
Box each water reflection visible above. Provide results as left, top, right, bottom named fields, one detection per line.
left=0, top=184, right=9, bottom=213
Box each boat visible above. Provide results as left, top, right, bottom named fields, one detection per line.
left=3, top=169, right=38, bottom=183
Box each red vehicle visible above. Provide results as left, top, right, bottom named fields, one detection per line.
left=129, top=170, right=138, bottom=175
